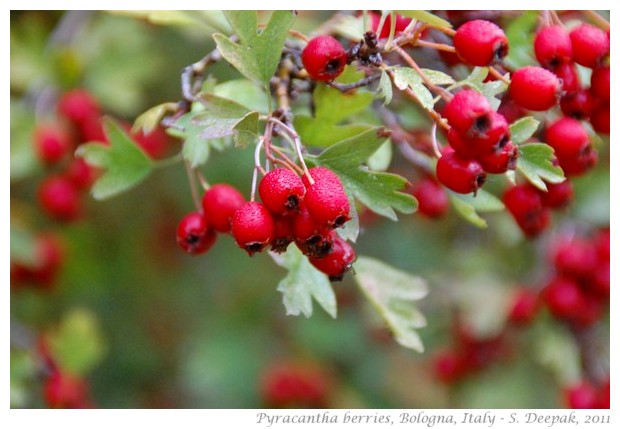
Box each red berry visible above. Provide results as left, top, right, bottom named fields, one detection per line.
left=411, top=178, right=449, bottom=219
left=590, top=66, right=610, bottom=101
left=201, top=184, right=246, bottom=233
left=309, top=235, right=355, bottom=281
left=509, top=66, right=561, bottom=111
left=508, top=288, right=540, bottom=325
left=573, top=293, right=605, bottom=327
left=231, top=202, right=275, bottom=255
left=546, top=118, right=590, bottom=159
left=539, top=180, right=574, bottom=209
left=534, top=25, right=573, bottom=68
left=10, top=234, right=64, bottom=290
left=66, top=158, right=97, bottom=191
left=304, top=170, right=350, bottom=229
left=551, top=237, right=598, bottom=280
left=467, top=111, right=510, bottom=157
left=293, top=208, right=334, bottom=258
left=453, top=19, right=509, bottom=66
left=370, top=12, right=412, bottom=38
left=443, top=90, right=493, bottom=138
left=44, top=371, right=89, bottom=409
left=552, top=62, right=581, bottom=93
left=542, top=276, right=586, bottom=321
left=590, top=104, right=610, bottom=135
left=302, top=166, right=340, bottom=188
left=565, top=382, right=599, bottom=409
left=433, top=349, right=466, bottom=384
left=131, top=126, right=171, bottom=160
left=598, top=380, right=610, bottom=409
left=270, top=215, right=295, bottom=253
left=77, top=115, right=108, bottom=143
left=34, top=124, right=72, bottom=165
left=560, top=89, right=596, bottom=119
left=591, top=261, right=610, bottom=297
left=38, top=175, right=81, bottom=221
left=260, top=361, right=330, bottom=408
left=436, top=149, right=486, bottom=194
left=570, top=24, right=610, bottom=68
left=503, top=184, right=551, bottom=237
left=176, top=212, right=216, bottom=255
left=446, top=128, right=478, bottom=159
left=57, top=89, right=100, bottom=125
left=477, top=140, right=519, bottom=174
left=259, top=168, right=306, bottom=215
left=594, top=228, right=610, bottom=262
left=301, top=35, right=347, bottom=82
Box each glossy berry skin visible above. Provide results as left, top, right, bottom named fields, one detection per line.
left=370, top=12, right=412, bottom=39
left=293, top=208, right=334, bottom=258
left=201, top=184, right=246, bottom=233
left=545, top=118, right=595, bottom=176
left=436, top=150, right=486, bottom=195
left=539, top=180, right=573, bottom=209
left=590, top=66, right=610, bottom=101
left=38, top=175, right=81, bottom=221
left=301, top=35, right=347, bottom=82
left=552, top=62, right=581, bottom=93
left=304, top=170, right=350, bottom=229
left=551, top=238, right=598, bottom=280
left=467, top=111, right=510, bottom=157
left=303, top=166, right=341, bottom=188
left=309, top=235, right=356, bottom=281
left=453, top=19, right=509, bottom=66
left=443, top=90, right=493, bottom=137
left=66, top=158, right=97, bottom=191
left=542, top=276, right=585, bottom=321
left=34, top=125, right=71, bottom=165
left=447, top=128, right=478, bottom=159
left=231, top=202, right=275, bottom=256
left=176, top=212, right=216, bottom=255
left=270, top=215, right=295, bottom=253
left=411, top=178, right=449, bottom=219
left=259, top=168, right=305, bottom=215
left=560, top=89, right=596, bottom=120
left=534, top=26, right=573, bottom=68
left=57, top=89, right=100, bottom=125
left=509, top=66, right=561, bottom=111
left=590, top=104, right=610, bottom=135
left=478, top=140, right=519, bottom=174
left=508, top=289, right=540, bottom=326
left=44, top=371, right=89, bottom=409
left=503, top=184, right=550, bottom=237
left=565, top=382, right=599, bottom=409
left=569, top=24, right=610, bottom=68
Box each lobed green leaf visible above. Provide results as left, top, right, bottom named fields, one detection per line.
left=391, top=66, right=434, bottom=110
left=517, top=143, right=565, bottom=191
left=448, top=189, right=504, bottom=229
left=396, top=10, right=452, bottom=28
left=509, top=116, right=540, bottom=144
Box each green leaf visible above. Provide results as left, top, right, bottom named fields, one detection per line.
left=391, top=66, right=434, bottom=110
left=504, top=11, right=538, bottom=69
left=533, top=322, right=581, bottom=385
left=367, top=140, right=392, bottom=172
left=333, top=14, right=365, bottom=40
left=517, top=143, right=565, bottom=191
left=481, top=78, right=509, bottom=110
left=376, top=69, right=393, bottom=105
left=10, top=98, right=39, bottom=181
left=214, top=79, right=269, bottom=113
left=132, top=102, right=178, bottom=135
left=76, top=118, right=154, bottom=200
left=10, top=227, right=38, bottom=267
left=421, top=68, right=456, bottom=85
left=271, top=246, right=337, bottom=319
left=397, top=10, right=452, bottom=29
left=214, top=11, right=296, bottom=86
left=315, top=128, right=418, bottom=220
left=47, top=309, right=107, bottom=376
left=354, top=256, right=428, bottom=352
left=109, top=10, right=217, bottom=31
left=510, top=117, right=540, bottom=144
left=449, top=189, right=504, bottom=229
left=337, top=193, right=360, bottom=243
left=233, top=111, right=260, bottom=147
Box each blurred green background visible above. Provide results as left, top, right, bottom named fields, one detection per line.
left=10, top=11, right=609, bottom=409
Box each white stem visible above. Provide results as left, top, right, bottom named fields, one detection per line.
left=430, top=122, right=443, bottom=159
left=251, top=137, right=265, bottom=202
left=269, top=117, right=314, bottom=185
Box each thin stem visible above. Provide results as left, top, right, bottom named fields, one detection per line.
left=154, top=153, right=183, bottom=169
left=251, top=138, right=266, bottom=202
left=393, top=45, right=452, bottom=101
left=184, top=159, right=202, bottom=212
left=415, top=39, right=456, bottom=53
left=327, top=74, right=381, bottom=92
left=430, top=122, right=443, bottom=159
left=582, top=10, right=610, bottom=30
left=288, top=28, right=309, bottom=42
left=268, top=117, right=313, bottom=184
left=195, top=170, right=210, bottom=191
left=549, top=10, right=564, bottom=27
left=488, top=66, right=511, bottom=84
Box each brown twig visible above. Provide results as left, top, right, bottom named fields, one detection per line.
left=392, top=46, right=452, bottom=101
left=582, top=10, right=610, bottom=30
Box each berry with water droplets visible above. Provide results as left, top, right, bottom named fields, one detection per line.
left=176, top=212, right=216, bottom=255
left=534, top=25, right=573, bottom=68
left=509, top=66, right=561, bottom=111
left=301, top=35, right=347, bottom=82
left=231, top=202, right=275, bottom=256
left=570, top=24, right=610, bottom=68
left=259, top=168, right=305, bottom=215
left=436, top=149, right=487, bottom=194
left=309, top=235, right=356, bottom=281
left=453, top=19, right=509, bottom=66
left=201, top=184, right=246, bottom=233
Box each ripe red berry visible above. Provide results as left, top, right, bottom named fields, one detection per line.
left=534, top=25, right=573, bottom=68
left=77, top=115, right=108, bottom=143
left=57, top=89, right=100, bottom=125
left=302, top=166, right=341, bottom=188
left=260, top=361, right=330, bottom=408
left=38, top=175, right=81, bottom=221
left=370, top=12, right=412, bottom=38
left=258, top=168, right=306, bottom=215
left=309, top=235, right=356, bottom=281
left=453, top=19, right=509, bottom=66
left=560, top=89, right=596, bottom=120
left=551, top=62, right=581, bottom=93
left=509, top=66, right=561, bottom=111
left=508, top=288, right=540, bottom=326
left=433, top=349, right=466, bottom=384
left=446, top=128, right=478, bottom=158
left=545, top=118, right=597, bottom=176
left=66, top=158, right=97, bottom=191
left=569, top=24, right=610, bottom=68
left=44, top=371, right=89, bottom=409
left=231, top=201, right=275, bottom=255
left=131, top=126, right=171, bottom=160
left=467, top=111, right=510, bottom=157
left=542, top=276, right=586, bottom=321
left=551, top=237, right=598, bottom=280
left=411, top=178, right=449, bottom=219
left=590, top=66, right=610, bottom=101
left=303, top=170, right=350, bottom=229
left=270, top=215, right=295, bottom=253
left=503, top=184, right=551, bottom=237
left=477, top=140, right=519, bottom=174
left=539, top=180, right=574, bottom=209
left=11, top=234, right=64, bottom=290
left=443, top=90, right=493, bottom=138
left=598, top=380, right=610, bottom=409
left=565, top=382, right=599, bottom=409
left=293, top=208, right=334, bottom=258
left=590, top=104, right=610, bottom=135
left=301, top=35, right=347, bottom=82
left=594, top=228, right=610, bottom=262
left=436, top=149, right=486, bottom=195
left=34, top=125, right=72, bottom=165
left=201, top=184, right=246, bottom=233
left=176, top=212, right=216, bottom=255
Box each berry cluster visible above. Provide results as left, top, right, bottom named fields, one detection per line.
left=260, top=360, right=331, bottom=408
left=438, top=89, right=518, bottom=194
left=502, top=179, right=573, bottom=237
left=177, top=167, right=356, bottom=281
